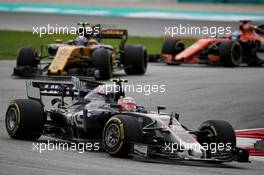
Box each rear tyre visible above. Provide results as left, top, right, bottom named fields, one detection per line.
left=243, top=41, right=263, bottom=67
left=103, top=115, right=142, bottom=157
left=123, top=45, right=147, bottom=75
left=161, top=39, right=185, bottom=56
left=219, top=41, right=242, bottom=67
left=198, top=120, right=236, bottom=148
left=5, top=99, right=45, bottom=140
left=17, top=47, right=39, bottom=67
left=247, top=55, right=263, bottom=67
left=92, top=48, right=112, bottom=80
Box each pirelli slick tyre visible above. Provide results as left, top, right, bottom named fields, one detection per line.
left=123, top=45, right=147, bottom=75
left=219, top=41, right=242, bottom=67
left=247, top=55, right=263, bottom=67
left=103, top=115, right=142, bottom=157
left=198, top=120, right=236, bottom=148
left=17, top=47, right=39, bottom=67
left=243, top=42, right=263, bottom=67
left=161, top=39, right=185, bottom=56
left=92, top=48, right=112, bottom=80
left=5, top=99, right=45, bottom=140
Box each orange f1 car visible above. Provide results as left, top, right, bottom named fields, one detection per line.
left=161, top=21, right=264, bottom=67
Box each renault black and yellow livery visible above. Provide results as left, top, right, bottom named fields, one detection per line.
left=13, top=23, right=148, bottom=80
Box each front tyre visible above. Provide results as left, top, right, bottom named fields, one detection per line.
left=161, top=39, right=185, bottom=56
left=198, top=120, right=236, bottom=148
left=5, top=99, right=45, bottom=140
left=17, top=47, right=39, bottom=67
left=92, top=48, right=113, bottom=80
left=219, top=41, right=242, bottom=67
left=103, top=115, right=142, bottom=157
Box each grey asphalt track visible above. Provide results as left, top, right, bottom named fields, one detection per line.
left=1, top=11, right=264, bottom=175
left=0, top=60, right=264, bottom=175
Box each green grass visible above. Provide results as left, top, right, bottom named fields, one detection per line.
left=0, top=30, right=194, bottom=60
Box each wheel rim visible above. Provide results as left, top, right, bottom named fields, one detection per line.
left=105, top=123, right=121, bottom=148
left=203, top=128, right=218, bottom=143
left=6, top=108, right=18, bottom=131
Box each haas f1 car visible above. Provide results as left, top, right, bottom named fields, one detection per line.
left=161, top=21, right=264, bottom=67
left=5, top=78, right=249, bottom=163
left=13, top=23, right=147, bottom=80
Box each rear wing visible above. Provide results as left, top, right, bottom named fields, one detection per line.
left=100, top=29, right=128, bottom=51
left=26, top=81, right=74, bottom=101
left=77, top=22, right=128, bottom=51
left=100, top=29, right=127, bottom=39
left=26, top=77, right=102, bottom=101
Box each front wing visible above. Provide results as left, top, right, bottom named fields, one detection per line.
left=129, top=143, right=249, bottom=163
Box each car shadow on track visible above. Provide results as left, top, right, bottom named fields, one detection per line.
left=150, top=62, right=264, bottom=69
left=0, top=137, right=249, bottom=170
left=130, top=156, right=249, bottom=170
left=35, top=138, right=248, bottom=170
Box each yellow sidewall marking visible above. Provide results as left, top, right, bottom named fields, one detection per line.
left=199, top=123, right=218, bottom=136
left=104, top=117, right=125, bottom=155
left=230, top=42, right=242, bottom=65
left=7, top=102, right=21, bottom=136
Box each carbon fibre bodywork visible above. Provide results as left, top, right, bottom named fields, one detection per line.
left=6, top=78, right=249, bottom=163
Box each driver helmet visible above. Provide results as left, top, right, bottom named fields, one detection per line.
left=87, top=39, right=98, bottom=46
left=76, top=36, right=88, bottom=46
left=117, top=96, right=137, bottom=111
left=232, top=31, right=241, bottom=40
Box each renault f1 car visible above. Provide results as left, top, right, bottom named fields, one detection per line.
left=13, top=23, right=148, bottom=80
left=5, top=78, right=249, bottom=163
left=161, top=21, right=264, bottom=67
